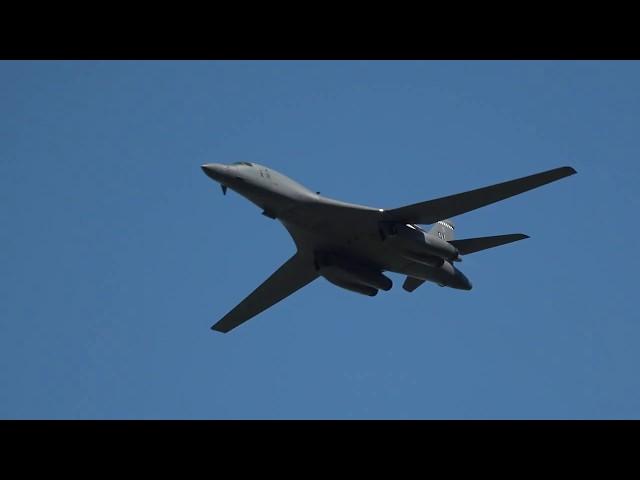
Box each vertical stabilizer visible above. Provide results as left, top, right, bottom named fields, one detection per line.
left=428, top=219, right=455, bottom=241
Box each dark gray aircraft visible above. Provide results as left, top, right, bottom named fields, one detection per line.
left=202, top=162, right=576, bottom=333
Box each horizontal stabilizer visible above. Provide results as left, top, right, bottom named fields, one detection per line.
left=384, top=166, right=576, bottom=225
left=450, top=234, right=529, bottom=255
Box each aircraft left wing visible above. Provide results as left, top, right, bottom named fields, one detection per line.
left=211, top=252, right=319, bottom=333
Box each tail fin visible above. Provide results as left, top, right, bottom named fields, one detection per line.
left=449, top=233, right=529, bottom=255
left=428, top=219, right=455, bottom=241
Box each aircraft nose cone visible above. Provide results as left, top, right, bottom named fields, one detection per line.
left=201, top=163, right=227, bottom=181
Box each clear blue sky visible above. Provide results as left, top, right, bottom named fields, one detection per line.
left=1, top=61, right=639, bottom=419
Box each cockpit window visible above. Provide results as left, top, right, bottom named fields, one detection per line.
left=231, top=162, right=254, bottom=167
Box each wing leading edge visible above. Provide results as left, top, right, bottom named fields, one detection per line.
left=383, top=166, right=576, bottom=225
left=211, top=253, right=319, bottom=333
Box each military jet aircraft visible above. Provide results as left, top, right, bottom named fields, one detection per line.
left=202, top=162, right=576, bottom=333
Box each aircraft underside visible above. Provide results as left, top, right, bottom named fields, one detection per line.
left=201, top=162, right=576, bottom=332
left=280, top=217, right=470, bottom=294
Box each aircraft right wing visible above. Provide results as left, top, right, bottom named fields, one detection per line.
left=383, top=166, right=576, bottom=225
left=211, top=252, right=319, bottom=333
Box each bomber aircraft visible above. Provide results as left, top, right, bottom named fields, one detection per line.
left=201, top=162, right=576, bottom=333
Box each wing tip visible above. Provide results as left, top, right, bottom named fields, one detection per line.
left=561, top=166, right=578, bottom=176
left=211, top=323, right=229, bottom=333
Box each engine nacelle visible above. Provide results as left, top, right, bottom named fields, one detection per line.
left=380, top=222, right=459, bottom=261
left=399, top=251, right=445, bottom=267
left=321, top=276, right=378, bottom=296
left=315, top=252, right=392, bottom=292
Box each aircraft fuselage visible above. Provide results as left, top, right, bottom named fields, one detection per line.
left=202, top=161, right=471, bottom=291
